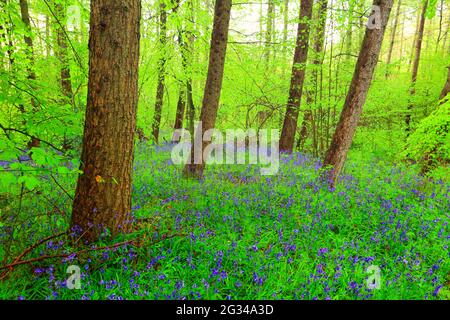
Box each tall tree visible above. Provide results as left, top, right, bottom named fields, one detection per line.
left=298, top=0, right=328, bottom=151
left=385, top=0, right=401, bottom=78
left=183, top=0, right=232, bottom=178
left=71, top=0, right=141, bottom=242
left=152, top=1, right=168, bottom=143
left=406, top=0, right=427, bottom=133
left=279, top=0, right=313, bottom=153
left=264, top=0, right=275, bottom=64
left=53, top=0, right=73, bottom=100
left=19, top=0, right=36, bottom=83
left=323, top=0, right=393, bottom=186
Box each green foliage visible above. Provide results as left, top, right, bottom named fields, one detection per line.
left=404, top=100, right=450, bottom=179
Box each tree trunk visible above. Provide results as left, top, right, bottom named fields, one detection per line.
left=385, top=0, right=401, bottom=78
left=152, top=2, right=167, bottom=144
left=71, top=0, right=141, bottom=243
left=19, top=0, right=36, bottom=82
left=408, top=4, right=421, bottom=70
left=440, top=66, right=450, bottom=100
left=183, top=0, right=232, bottom=178
left=406, top=0, right=427, bottom=133
left=282, top=0, right=288, bottom=56
left=264, top=0, right=274, bottom=64
left=323, top=0, right=393, bottom=187
left=54, top=1, right=73, bottom=99
left=279, top=0, right=313, bottom=153
left=298, top=0, right=328, bottom=151
left=173, top=86, right=186, bottom=134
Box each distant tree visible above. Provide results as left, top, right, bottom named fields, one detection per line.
left=53, top=0, right=73, bottom=100
left=323, top=0, right=394, bottom=186
left=152, top=1, right=168, bottom=144
left=71, top=0, right=141, bottom=242
left=19, top=0, right=36, bottom=84
left=406, top=0, right=428, bottom=133
left=183, top=0, right=232, bottom=178
left=279, top=0, right=313, bottom=153
left=298, top=0, right=328, bottom=151
left=385, top=0, right=401, bottom=78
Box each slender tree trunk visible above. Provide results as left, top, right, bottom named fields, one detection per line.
left=439, top=66, right=450, bottom=100
left=346, top=0, right=355, bottom=58
left=173, top=31, right=187, bottom=137
left=54, top=1, right=73, bottom=99
left=435, top=0, right=443, bottom=52
left=264, top=0, right=274, bottom=64
left=279, top=0, right=313, bottom=153
left=298, top=0, right=328, bottom=151
left=323, top=0, right=393, bottom=186
left=183, top=0, right=232, bottom=178
left=185, top=0, right=196, bottom=137
left=385, top=0, right=401, bottom=78
left=409, top=4, right=421, bottom=70
left=152, top=2, right=167, bottom=144
left=71, top=0, right=141, bottom=243
left=406, top=0, right=427, bottom=133
left=19, top=0, right=36, bottom=82
left=173, top=86, right=186, bottom=134
left=282, top=0, right=288, bottom=56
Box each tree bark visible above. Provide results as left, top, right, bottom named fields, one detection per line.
left=152, top=1, right=167, bottom=144
left=264, top=0, right=274, bottom=64
left=323, top=0, right=393, bottom=186
left=440, top=66, right=450, bottom=100
left=19, top=0, right=36, bottom=82
left=385, top=0, right=401, bottom=78
left=279, top=0, right=313, bottom=153
left=54, top=1, right=73, bottom=100
left=406, top=0, right=427, bottom=133
left=298, top=0, right=328, bottom=152
left=183, top=0, right=232, bottom=178
left=71, top=0, right=141, bottom=243
left=173, top=85, right=186, bottom=134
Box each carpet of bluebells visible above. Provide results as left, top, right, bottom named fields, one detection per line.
left=0, top=143, right=449, bottom=300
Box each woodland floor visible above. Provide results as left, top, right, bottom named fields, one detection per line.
left=0, top=143, right=449, bottom=300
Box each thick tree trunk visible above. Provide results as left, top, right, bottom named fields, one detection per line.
left=71, top=0, right=141, bottom=243
left=440, top=66, right=450, bottom=100
left=406, top=0, right=427, bottom=133
left=279, top=0, right=313, bottom=153
left=152, top=2, right=167, bottom=144
left=183, top=0, right=232, bottom=178
left=298, top=0, right=328, bottom=151
left=385, top=0, right=401, bottom=78
left=323, top=0, right=393, bottom=186
left=54, top=1, right=73, bottom=99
